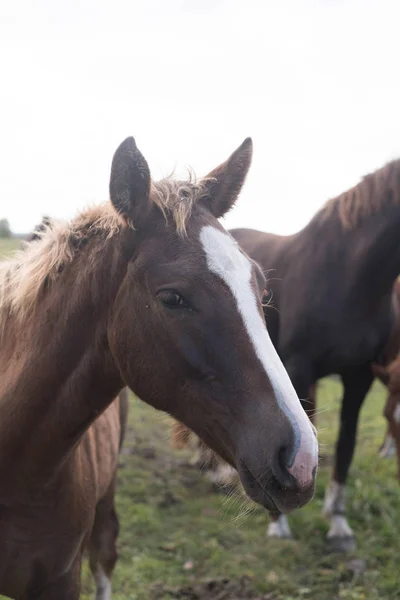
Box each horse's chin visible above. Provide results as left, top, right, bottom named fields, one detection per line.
left=237, top=459, right=315, bottom=514
left=236, top=460, right=278, bottom=512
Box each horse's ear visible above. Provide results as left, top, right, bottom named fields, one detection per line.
left=372, top=363, right=390, bottom=385
left=109, top=137, right=152, bottom=227
left=201, top=138, right=253, bottom=219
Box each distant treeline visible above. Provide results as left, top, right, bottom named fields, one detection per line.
left=0, top=219, right=11, bottom=238
left=0, top=218, right=43, bottom=240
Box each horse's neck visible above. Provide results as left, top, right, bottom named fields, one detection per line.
left=0, top=239, right=125, bottom=493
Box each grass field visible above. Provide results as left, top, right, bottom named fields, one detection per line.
left=0, top=238, right=399, bottom=599
left=0, top=237, right=20, bottom=257
left=77, top=382, right=399, bottom=600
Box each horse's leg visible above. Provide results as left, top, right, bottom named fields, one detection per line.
left=88, top=478, right=119, bottom=600
left=323, top=367, right=373, bottom=552
left=171, top=420, right=192, bottom=450
left=189, top=437, right=215, bottom=469
left=395, top=424, right=400, bottom=480
left=206, top=461, right=237, bottom=486
left=266, top=512, right=293, bottom=539
left=267, top=360, right=314, bottom=539
left=28, top=556, right=82, bottom=600
left=379, top=394, right=397, bottom=458
left=379, top=427, right=396, bottom=458
left=392, top=401, right=400, bottom=479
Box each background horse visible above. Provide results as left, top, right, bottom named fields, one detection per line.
left=372, top=278, right=400, bottom=457
left=372, top=359, right=400, bottom=479
left=0, top=136, right=317, bottom=599
left=173, top=159, right=400, bottom=552
left=230, top=159, right=400, bottom=551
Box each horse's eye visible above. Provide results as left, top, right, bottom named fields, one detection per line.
left=262, top=288, right=272, bottom=305
left=158, top=290, right=189, bottom=309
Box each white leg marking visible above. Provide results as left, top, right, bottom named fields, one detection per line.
left=327, top=515, right=354, bottom=539
left=323, top=480, right=346, bottom=517
left=394, top=403, right=400, bottom=424
left=189, top=447, right=210, bottom=468
left=323, top=481, right=354, bottom=540
left=266, top=515, right=293, bottom=539
left=200, top=226, right=318, bottom=475
left=207, top=463, right=237, bottom=486
left=94, top=565, right=112, bottom=600
left=379, top=433, right=396, bottom=458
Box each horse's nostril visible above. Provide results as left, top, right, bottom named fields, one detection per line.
left=278, top=445, right=289, bottom=467
left=275, top=445, right=297, bottom=490
left=277, top=446, right=286, bottom=470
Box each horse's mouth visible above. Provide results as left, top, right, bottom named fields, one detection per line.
left=237, top=460, right=279, bottom=513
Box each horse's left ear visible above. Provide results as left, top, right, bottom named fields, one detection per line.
left=201, top=138, right=253, bottom=219
left=109, top=137, right=152, bottom=228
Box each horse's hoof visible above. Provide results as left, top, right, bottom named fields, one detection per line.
left=378, top=436, right=396, bottom=458
left=326, top=535, right=356, bottom=553
left=378, top=446, right=396, bottom=458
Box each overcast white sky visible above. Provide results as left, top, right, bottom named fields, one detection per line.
left=1, top=0, right=400, bottom=235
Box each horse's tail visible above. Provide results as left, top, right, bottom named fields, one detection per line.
left=171, top=420, right=192, bottom=449
left=118, top=387, right=129, bottom=451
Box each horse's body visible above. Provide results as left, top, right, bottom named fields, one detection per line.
left=0, top=388, right=127, bottom=600
left=371, top=278, right=400, bottom=458
left=372, top=356, right=400, bottom=478
left=0, top=137, right=318, bottom=598
left=231, top=160, right=400, bottom=550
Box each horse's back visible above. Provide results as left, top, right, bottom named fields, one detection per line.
left=230, top=228, right=285, bottom=265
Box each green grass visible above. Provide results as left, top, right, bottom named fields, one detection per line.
left=0, top=239, right=399, bottom=598
left=76, top=380, right=398, bottom=600
left=0, top=237, right=20, bottom=257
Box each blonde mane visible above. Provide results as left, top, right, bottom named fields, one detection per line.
left=0, top=204, right=121, bottom=336
left=0, top=176, right=209, bottom=335
left=320, top=158, right=400, bottom=229
left=151, top=172, right=211, bottom=235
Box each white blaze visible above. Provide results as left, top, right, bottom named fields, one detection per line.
left=200, top=225, right=318, bottom=466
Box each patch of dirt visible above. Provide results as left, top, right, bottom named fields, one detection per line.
left=180, top=473, right=201, bottom=489
left=157, top=490, right=182, bottom=508
left=152, top=576, right=277, bottom=599
left=136, top=446, right=157, bottom=459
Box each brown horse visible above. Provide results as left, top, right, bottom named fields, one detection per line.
left=173, top=159, right=400, bottom=552
left=0, top=136, right=318, bottom=599
left=371, top=278, right=400, bottom=458
left=372, top=359, right=400, bottom=477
